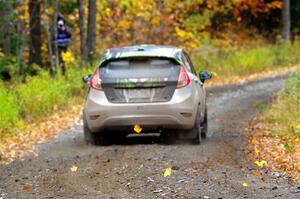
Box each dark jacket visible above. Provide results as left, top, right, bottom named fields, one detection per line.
left=56, top=27, right=72, bottom=48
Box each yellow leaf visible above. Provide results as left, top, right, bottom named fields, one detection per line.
left=164, top=167, right=171, bottom=177
left=134, top=124, right=142, bottom=134
left=46, top=7, right=54, bottom=15
left=242, top=182, right=248, bottom=187
left=61, top=51, right=74, bottom=63
left=70, top=165, right=78, bottom=172
left=251, top=137, right=257, bottom=145
left=254, top=147, right=260, bottom=155
left=254, top=160, right=267, bottom=168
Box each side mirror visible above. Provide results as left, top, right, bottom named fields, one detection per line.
left=199, top=71, right=212, bottom=83
left=82, top=74, right=92, bottom=84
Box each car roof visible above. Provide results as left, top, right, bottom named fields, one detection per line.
left=102, top=45, right=183, bottom=61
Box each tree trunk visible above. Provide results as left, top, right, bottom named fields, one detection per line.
left=29, top=0, right=42, bottom=66
left=87, top=0, right=97, bottom=59
left=54, top=2, right=59, bottom=73
left=44, top=0, right=56, bottom=77
left=0, top=1, right=12, bottom=56
left=16, top=0, right=25, bottom=83
left=282, top=0, right=291, bottom=40
left=78, top=0, right=88, bottom=65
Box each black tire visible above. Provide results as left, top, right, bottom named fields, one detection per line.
left=84, top=120, right=98, bottom=144
left=191, top=107, right=202, bottom=144
left=201, top=105, right=208, bottom=139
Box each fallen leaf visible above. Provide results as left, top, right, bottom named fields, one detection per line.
left=252, top=170, right=261, bottom=177
left=251, top=137, right=257, bottom=145
left=70, top=165, right=78, bottom=172
left=23, top=185, right=31, bottom=191
left=95, top=155, right=101, bottom=160
left=134, top=124, right=142, bottom=134
left=164, top=167, right=171, bottom=177
left=255, top=160, right=267, bottom=168
left=254, top=147, right=260, bottom=155
left=242, top=182, right=248, bottom=187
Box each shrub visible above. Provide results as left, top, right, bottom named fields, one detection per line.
left=0, top=65, right=92, bottom=137
left=191, top=42, right=300, bottom=78
left=264, top=70, right=300, bottom=135
left=15, top=67, right=90, bottom=121
left=0, top=83, right=22, bottom=137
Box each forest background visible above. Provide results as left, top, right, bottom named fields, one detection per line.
left=0, top=0, right=299, bottom=138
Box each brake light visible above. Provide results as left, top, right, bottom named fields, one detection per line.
left=177, top=66, right=191, bottom=88
left=90, top=68, right=102, bottom=90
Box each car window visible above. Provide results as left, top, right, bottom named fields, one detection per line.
left=100, top=57, right=181, bottom=83
left=181, top=54, right=192, bottom=72
left=183, top=52, right=197, bottom=75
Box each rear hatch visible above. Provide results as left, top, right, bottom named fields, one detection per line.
left=100, top=57, right=181, bottom=103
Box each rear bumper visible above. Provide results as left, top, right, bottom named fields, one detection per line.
left=84, top=85, right=199, bottom=132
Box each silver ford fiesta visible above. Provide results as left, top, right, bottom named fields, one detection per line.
left=82, top=45, right=212, bottom=144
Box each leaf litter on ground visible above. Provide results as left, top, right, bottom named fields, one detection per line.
left=247, top=118, right=300, bottom=183
left=0, top=105, right=82, bottom=164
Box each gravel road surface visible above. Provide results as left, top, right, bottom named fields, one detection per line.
left=1, top=77, right=300, bottom=199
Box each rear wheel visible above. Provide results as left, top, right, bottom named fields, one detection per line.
left=83, top=114, right=106, bottom=145
left=191, top=107, right=202, bottom=144
left=84, top=121, right=99, bottom=144
left=177, top=107, right=201, bottom=144
left=201, top=105, right=208, bottom=139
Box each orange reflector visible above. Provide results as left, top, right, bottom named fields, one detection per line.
left=180, top=112, right=193, bottom=118
left=89, top=115, right=100, bottom=120
left=134, top=124, right=142, bottom=134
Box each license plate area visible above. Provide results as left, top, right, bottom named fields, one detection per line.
left=127, top=89, right=151, bottom=100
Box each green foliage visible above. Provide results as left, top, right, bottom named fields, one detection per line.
left=0, top=65, right=91, bottom=138
left=191, top=42, right=300, bottom=77
left=16, top=71, right=68, bottom=119
left=256, top=103, right=269, bottom=113
left=0, top=82, right=23, bottom=137
left=0, top=55, right=18, bottom=81
left=60, top=0, right=77, bottom=14
left=264, top=70, right=300, bottom=135
left=283, top=141, right=293, bottom=152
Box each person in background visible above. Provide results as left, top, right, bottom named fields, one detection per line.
left=55, top=19, right=72, bottom=75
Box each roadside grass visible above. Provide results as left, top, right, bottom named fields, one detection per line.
left=0, top=67, right=92, bottom=138
left=263, top=70, right=300, bottom=136
left=247, top=70, right=300, bottom=182
left=191, top=41, right=300, bottom=81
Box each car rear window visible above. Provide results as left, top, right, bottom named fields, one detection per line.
left=100, top=57, right=180, bottom=83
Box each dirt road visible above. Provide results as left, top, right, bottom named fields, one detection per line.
left=1, top=77, right=299, bottom=199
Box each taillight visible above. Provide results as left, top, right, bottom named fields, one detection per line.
left=90, top=68, right=102, bottom=90
left=177, top=66, right=191, bottom=88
